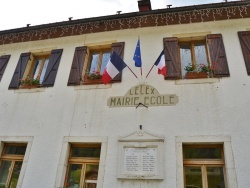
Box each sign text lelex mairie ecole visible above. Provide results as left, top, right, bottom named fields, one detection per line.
left=107, top=84, right=178, bottom=107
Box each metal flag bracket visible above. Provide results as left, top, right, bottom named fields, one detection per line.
left=136, top=102, right=148, bottom=109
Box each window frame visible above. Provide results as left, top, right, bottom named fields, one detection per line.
left=179, top=39, right=210, bottom=77
left=9, top=49, right=63, bottom=89
left=0, top=144, right=27, bottom=187
left=163, top=34, right=229, bottom=80
left=64, top=144, right=101, bottom=188
left=183, top=144, right=227, bottom=188
left=0, top=137, right=33, bottom=188
left=67, top=42, right=125, bottom=86
left=55, top=137, right=107, bottom=188
left=83, top=46, right=112, bottom=85
left=176, top=135, right=237, bottom=188
left=27, top=53, right=51, bottom=84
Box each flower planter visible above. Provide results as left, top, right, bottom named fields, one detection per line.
left=185, top=72, right=208, bottom=79
left=21, top=85, right=41, bottom=89
left=83, top=79, right=103, bottom=85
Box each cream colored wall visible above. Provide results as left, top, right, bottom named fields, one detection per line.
left=0, top=18, right=250, bottom=188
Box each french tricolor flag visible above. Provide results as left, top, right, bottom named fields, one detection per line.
left=154, top=51, right=166, bottom=76
left=102, top=51, right=127, bottom=85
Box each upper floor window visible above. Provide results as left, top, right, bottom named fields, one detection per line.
left=8, top=49, right=63, bottom=89
left=67, top=42, right=125, bottom=86
left=84, top=47, right=111, bottom=84
left=180, top=40, right=209, bottom=77
left=64, top=144, right=101, bottom=188
left=0, top=144, right=27, bottom=188
left=183, top=144, right=226, bottom=188
left=163, top=34, right=230, bottom=80
left=29, top=54, right=50, bottom=84
left=0, top=55, right=11, bottom=82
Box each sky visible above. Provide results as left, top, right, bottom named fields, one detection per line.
left=0, top=0, right=233, bottom=31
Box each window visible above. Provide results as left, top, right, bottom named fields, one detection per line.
left=84, top=47, right=111, bottom=84
left=0, top=144, right=27, bottom=188
left=9, top=49, right=63, bottom=89
left=163, top=34, right=230, bottom=80
left=0, top=55, right=10, bottom=82
left=183, top=144, right=226, bottom=188
left=67, top=42, right=125, bottom=85
left=64, top=144, right=101, bottom=188
left=179, top=40, right=209, bottom=77
left=28, top=54, right=50, bottom=84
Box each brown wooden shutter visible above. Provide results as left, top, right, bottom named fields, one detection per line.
left=42, top=49, right=63, bottom=87
left=163, top=37, right=181, bottom=79
left=110, top=42, right=125, bottom=82
left=67, top=46, right=87, bottom=86
left=9, top=53, right=30, bottom=89
left=238, top=31, right=250, bottom=75
left=207, top=34, right=229, bottom=77
left=0, top=55, right=10, bottom=82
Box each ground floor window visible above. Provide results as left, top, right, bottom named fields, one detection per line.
left=0, top=144, right=27, bottom=188
left=183, top=144, right=226, bottom=188
left=64, top=144, right=101, bottom=188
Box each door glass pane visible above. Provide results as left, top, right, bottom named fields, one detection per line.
left=71, top=147, right=101, bottom=158
left=207, top=167, right=225, bottom=188
left=65, top=164, right=82, bottom=188
left=8, top=161, right=23, bottom=188
left=39, top=58, right=49, bottom=84
left=185, top=166, right=203, bottom=188
left=100, top=52, right=111, bottom=75
left=194, top=42, right=207, bottom=65
left=180, top=43, right=192, bottom=76
left=183, top=147, right=222, bottom=159
left=84, top=164, right=99, bottom=188
left=0, top=160, right=11, bottom=187
left=4, top=146, right=26, bottom=155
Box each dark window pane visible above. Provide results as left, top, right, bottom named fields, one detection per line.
left=65, top=164, right=82, bottom=188
left=183, top=147, right=222, bottom=159
left=194, top=42, right=207, bottom=65
left=71, top=147, right=101, bottom=158
left=84, top=164, right=99, bottom=188
left=207, top=167, right=225, bottom=188
left=0, top=160, right=11, bottom=186
left=180, top=43, right=192, bottom=76
left=185, top=166, right=203, bottom=188
left=4, top=145, right=27, bottom=155
left=8, top=161, right=23, bottom=188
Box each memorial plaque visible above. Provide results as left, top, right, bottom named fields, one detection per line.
left=124, top=148, right=157, bottom=173
left=117, top=130, right=164, bottom=179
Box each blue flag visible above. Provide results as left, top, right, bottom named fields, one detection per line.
left=133, top=39, right=142, bottom=67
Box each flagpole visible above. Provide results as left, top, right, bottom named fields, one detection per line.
left=145, top=64, right=155, bottom=78
left=127, top=65, right=139, bottom=79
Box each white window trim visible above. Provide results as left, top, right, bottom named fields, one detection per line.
left=54, top=136, right=108, bottom=188
left=0, top=136, right=33, bottom=188
left=176, top=135, right=238, bottom=188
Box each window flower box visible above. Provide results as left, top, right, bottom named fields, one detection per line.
left=185, top=72, right=208, bottom=79
left=20, top=76, right=41, bottom=89
left=184, top=63, right=216, bottom=79
left=83, top=71, right=103, bottom=85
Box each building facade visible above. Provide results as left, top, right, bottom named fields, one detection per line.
left=0, top=0, right=250, bottom=187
